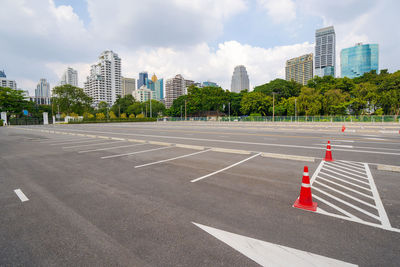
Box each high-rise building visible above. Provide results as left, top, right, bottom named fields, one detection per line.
left=60, top=67, right=78, bottom=87
left=315, top=26, right=335, bottom=77
left=230, top=65, right=250, bottom=93
left=84, top=50, right=122, bottom=107
left=121, top=77, right=136, bottom=97
left=341, top=43, right=379, bottom=78
left=202, top=81, right=218, bottom=87
left=0, top=70, right=17, bottom=90
left=133, top=85, right=156, bottom=103
left=35, top=78, right=51, bottom=105
left=285, top=53, right=313, bottom=85
left=146, top=73, right=164, bottom=101
left=165, top=74, right=193, bottom=108
left=138, top=72, right=148, bottom=89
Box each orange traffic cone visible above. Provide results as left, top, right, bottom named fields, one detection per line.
left=293, top=166, right=317, bottom=211
left=342, top=125, right=346, bottom=132
left=324, top=141, right=334, bottom=161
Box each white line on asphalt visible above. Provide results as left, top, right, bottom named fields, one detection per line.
left=101, top=146, right=171, bottom=159
left=50, top=139, right=99, bottom=146
left=190, top=153, right=261, bottom=183
left=312, top=187, right=380, bottom=221
left=41, top=137, right=91, bottom=144
left=14, top=189, right=29, bottom=202
left=313, top=144, right=354, bottom=148
left=63, top=140, right=125, bottom=149
left=78, top=143, right=146, bottom=153
left=316, top=176, right=374, bottom=199
left=313, top=194, right=362, bottom=221
left=39, top=137, right=84, bottom=143
left=331, top=161, right=366, bottom=171
left=318, top=173, right=370, bottom=191
left=135, top=149, right=212, bottom=168
left=310, top=160, right=325, bottom=184
left=333, top=140, right=354, bottom=143
left=337, top=160, right=364, bottom=168
left=314, top=181, right=376, bottom=209
left=324, top=162, right=367, bottom=176
left=364, top=163, right=392, bottom=229
left=323, top=165, right=369, bottom=181
left=365, top=137, right=385, bottom=141
left=193, top=222, right=358, bottom=267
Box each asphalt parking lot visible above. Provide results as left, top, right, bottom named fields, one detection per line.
left=1, top=122, right=400, bottom=266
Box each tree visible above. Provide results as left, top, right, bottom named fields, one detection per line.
left=240, top=92, right=272, bottom=116
left=127, top=102, right=143, bottom=116
left=97, top=101, right=109, bottom=115
left=254, top=79, right=301, bottom=99
left=52, top=84, right=92, bottom=115
left=322, top=89, right=350, bottom=115
left=0, top=87, right=29, bottom=114
left=297, top=87, right=323, bottom=116
left=110, top=95, right=136, bottom=116
left=145, top=99, right=165, bottom=117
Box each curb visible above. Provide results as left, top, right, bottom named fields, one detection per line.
left=377, top=164, right=400, bottom=172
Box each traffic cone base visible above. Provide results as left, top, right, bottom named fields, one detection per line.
left=293, top=198, right=317, bottom=211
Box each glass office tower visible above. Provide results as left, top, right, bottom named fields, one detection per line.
left=341, top=43, right=379, bottom=78
left=315, top=26, right=336, bottom=77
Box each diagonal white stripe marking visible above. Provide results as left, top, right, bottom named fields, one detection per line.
left=193, top=222, right=358, bottom=267
left=191, top=153, right=261, bottom=183
left=337, top=160, right=364, bottom=167
left=14, top=189, right=29, bottom=202
left=101, top=146, right=171, bottom=159
left=330, top=161, right=365, bottom=171
left=324, top=162, right=367, bottom=176
left=316, top=176, right=374, bottom=199
left=135, top=149, right=212, bottom=168
left=318, top=173, right=370, bottom=191
left=322, top=168, right=369, bottom=184
left=364, top=163, right=392, bottom=229
left=313, top=194, right=361, bottom=221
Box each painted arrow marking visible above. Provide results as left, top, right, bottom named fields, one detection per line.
left=193, top=222, right=357, bottom=267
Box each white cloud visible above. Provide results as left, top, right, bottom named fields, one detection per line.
left=257, top=0, right=296, bottom=23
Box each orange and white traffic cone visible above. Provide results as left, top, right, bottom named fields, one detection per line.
left=342, top=125, right=346, bottom=132
left=293, top=166, right=317, bottom=211
left=324, top=141, right=334, bottom=161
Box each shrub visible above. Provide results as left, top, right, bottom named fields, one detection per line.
left=96, top=113, right=105, bottom=120
left=129, top=114, right=135, bottom=119
left=136, top=113, right=145, bottom=119
left=120, top=113, right=127, bottom=119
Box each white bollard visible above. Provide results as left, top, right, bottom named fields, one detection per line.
left=43, top=112, right=49, bottom=125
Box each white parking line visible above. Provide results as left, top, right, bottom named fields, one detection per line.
left=14, top=189, right=29, bottom=202
left=190, top=153, right=261, bottom=183
left=135, top=148, right=212, bottom=168
left=49, top=139, right=98, bottom=146
left=101, top=146, right=172, bottom=159
left=63, top=140, right=125, bottom=149
left=324, top=162, right=367, bottom=176
left=41, top=137, right=91, bottom=144
left=78, top=143, right=146, bottom=153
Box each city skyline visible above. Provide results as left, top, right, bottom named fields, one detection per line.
left=0, top=0, right=398, bottom=96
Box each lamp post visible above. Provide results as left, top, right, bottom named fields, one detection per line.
left=184, top=99, right=187, bottom=121
left=295, top=98, right=297, bottom=122
left=149, top=92, right=152, bottom=118
left=228, top=102, right=231, bottom=122
left=272, top=92, right=275, bottom=122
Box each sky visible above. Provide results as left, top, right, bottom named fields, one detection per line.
left=0, top=0, right=399, bottom=96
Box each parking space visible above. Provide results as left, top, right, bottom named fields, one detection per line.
left=1, top=123, right=400, bottom=266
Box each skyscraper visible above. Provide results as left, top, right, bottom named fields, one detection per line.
left=341, top=43, right=379, bottom=78
left=138, top=72, right=148, bottom=89
left=60, top=67, right=78, bottom=87
left=0, top=70, right=17, bottom=90
left=35, top=78, right=51, bottom=105
left=147, top=74, right=164, bottom=101
left=315, top=26, right=335, bottom=77
left=84, top=50, right=122, bottom=107
left=230, top=65, right=249, bottom=93
left=285, top=53, right=313, bottom=85
left=121, top=77, right=136, bottom=96
left=165, top=74, right=193, bottom=108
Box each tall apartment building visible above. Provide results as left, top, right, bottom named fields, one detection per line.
left=0, top=70, right=17, bottom=90
left=230, top=65, right=250, bottom=93
left=121, top=77, right=136, bottom=96
left=137, top=72, right=148, bottom=89
left=315, top=26, right=335, bottom=77
left=84, top=50, right=121, bottom=107
left=35, top=78, right=51, bottom=105
left=165, top=74, right=193, bottom=108
left=60, top=67, right=78, bottom=87
left=341, top=43, right=379, bottom=78
left=285, top=53, right=313, bottom=85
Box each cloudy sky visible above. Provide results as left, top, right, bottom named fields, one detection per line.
left=0, top=0, right=399, bottom=95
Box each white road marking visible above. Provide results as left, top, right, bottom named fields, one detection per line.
left=190, top=153, right=261, bottom=183
left=39, top=137, right=85, bottom=143
left=313, top=144, right=353, bottom=148
left=78, top=143, right=146, bottom=153
left=313, top=195, right=362, bottom=221
left=332, top=161, right=365, bottom=171
left=50, top=139, right=99, bottom=146
left=135, top=149, right=212, bottom=168
left=101, top=146, right=171, bottom=159
left=337, top=160, right=364, bottom=168
left=364, top=163, right=392, bottom=229
left=333, top=140, right=354, bottom=143
left=324, top=162, right=367, bottom=176
left=29, top=127, right=400, bottom=156
left=63, top=140, right=125, bottom=149
left=193, top=222, right=358, bottom=267
left=365, top=137, right=385, bottom=141
left=322, top=165, right=369, bottom=182
left=318, top=173, right=369, bottom=191
left=316, top=176, right=374, bottom=199
left=41, top=138, right=91, bottom=144
left=14, top=189, right=29, bottom=202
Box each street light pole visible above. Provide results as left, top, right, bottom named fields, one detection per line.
left=228, top=102, right=231, bottom=122
left=272, top=92, right=275, bottom=122
left=295, top=98, right=297, bottom=122
left=184, top=99, right=187, bottom=121
left=180, top=105, right=182, bottom=120
left=149, top=93, right=152, bottom=118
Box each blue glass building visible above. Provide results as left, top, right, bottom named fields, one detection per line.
left=341, top=43, right=379, bottom=78
left=138, top=72, right=148, bottom=89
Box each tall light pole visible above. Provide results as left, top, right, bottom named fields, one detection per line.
left=295, top=98, right=297, bottom=122
left=184, top=99, right=187, bottom=121
left=149, top=92, right=152, bottom=118
left=228, top=102, right=231, bottom=122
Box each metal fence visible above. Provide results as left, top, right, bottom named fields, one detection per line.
left=8, top=117, right=53, bottom=125
left=160, top=115, right=400, bottom=123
